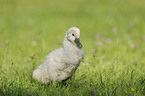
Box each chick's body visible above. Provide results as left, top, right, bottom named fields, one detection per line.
left=33, top=27, right=84, bottom=83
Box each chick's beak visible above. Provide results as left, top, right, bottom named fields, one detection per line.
left=74, top=38, right=83, bottom=48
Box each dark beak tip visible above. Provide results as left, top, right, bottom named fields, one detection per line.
left=74, top=38, right=83, bottom=48
left=79, top=44, right=83, bottom=48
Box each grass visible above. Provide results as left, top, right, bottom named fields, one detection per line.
left=0, top=0, right=145, bottom=95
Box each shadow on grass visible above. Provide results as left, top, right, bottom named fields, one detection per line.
left=0, top=88, right=4, bottom=96
left=0, top=86, right=39, bottom=96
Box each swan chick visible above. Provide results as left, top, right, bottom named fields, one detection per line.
left=32, top=27, right=84, bottom=83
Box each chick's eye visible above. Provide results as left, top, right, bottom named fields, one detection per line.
left=72, top=34, right=74, bottom=36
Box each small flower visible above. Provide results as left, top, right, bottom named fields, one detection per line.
left=142, top=36, right=145, bottom=41
left=130, top=44, right=139, bottom=49
left=102, top=56, right=106, bottom=59
left=30, top=56, right=36, bottom=60
left=112, top=27, right=117, bottom=33
left=90, top=89, right=96, bottom=96
left=131, top=44, right=135, bottom=48
left=27, top=93, right=32, bottom=96
left=97, top=42, right=103, bottom=46
left=106, top=62, right=110, bottom=65
left=36, top=36, right=41, bottom=40
left=96, top=78, right=99, bottom=81
left=130, top=22, right=134, bottom=27
left=93, top=54, right=96, bottom=57
left=95, top=34, right=100, bottom=39
left=32, top=41, right=37, bottom=46
left=82, top=63, right=89, bottom=66
left=90, top=83, right=95, bottom=87
left=131, top=88, right=135, bottom=92
left=112, top=68, right=114, bottom=71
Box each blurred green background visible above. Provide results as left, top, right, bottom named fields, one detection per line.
left=0, top=0, right=145, bottom=95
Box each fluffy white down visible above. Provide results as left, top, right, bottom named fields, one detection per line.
left=32, top=27, right=84, bottom=83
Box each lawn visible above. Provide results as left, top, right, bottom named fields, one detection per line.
left=0, top=0, right=145, bottom=96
